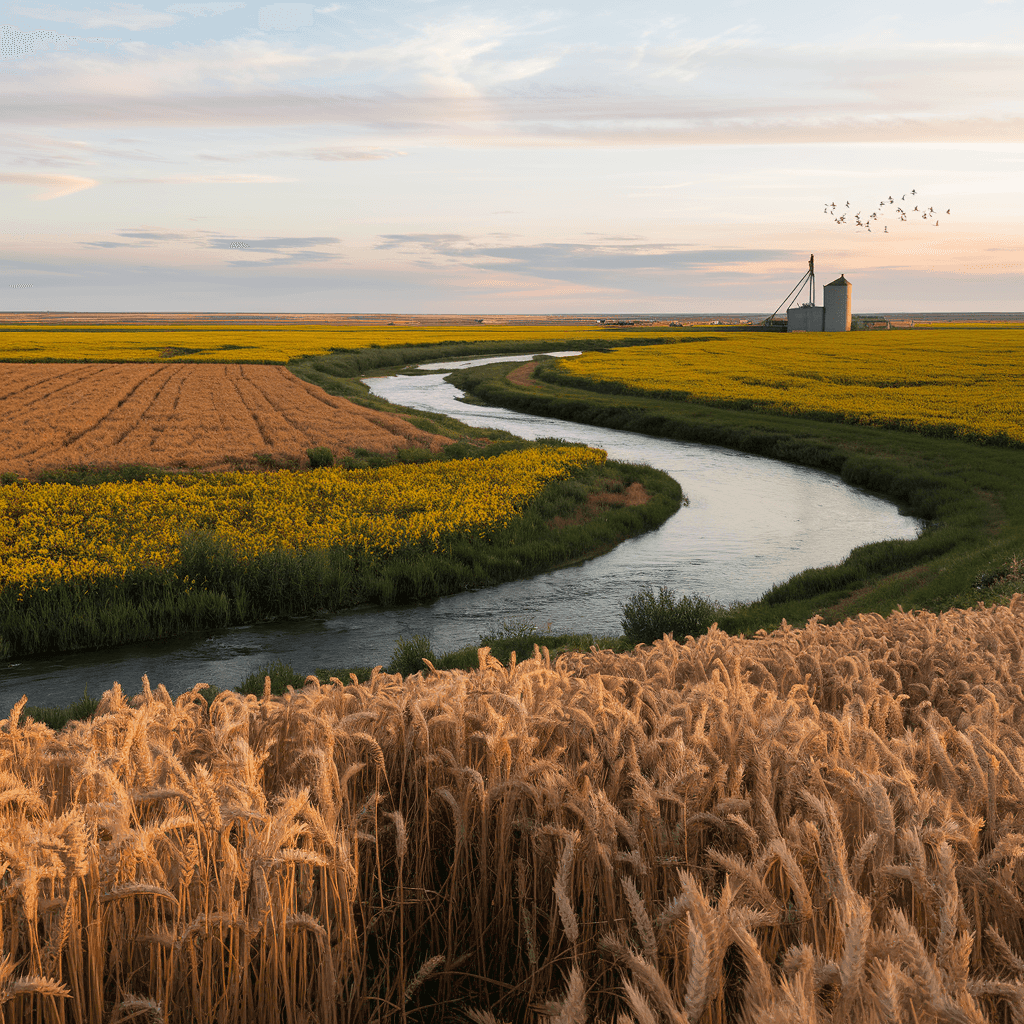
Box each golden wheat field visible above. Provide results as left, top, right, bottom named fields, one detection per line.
left=4, top=597, right=1024, bottom=1023
left=0, top=363, right=449, bottom=477
left=556, top=328, right=1024, bottom=445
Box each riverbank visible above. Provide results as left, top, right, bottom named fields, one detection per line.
left=446, top=357, right=1024, bottom=630
left=1, top=442, right=682, bottom=661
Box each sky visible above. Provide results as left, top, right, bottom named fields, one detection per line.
left=2, top=0, right=1023, bottom=314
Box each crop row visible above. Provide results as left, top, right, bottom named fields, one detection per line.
left=0, top=445, right=605, bottom=596
left=552, top=328, right=1024, bottom=446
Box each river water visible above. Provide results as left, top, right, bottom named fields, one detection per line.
left=1, top=353, right=924, bottom=710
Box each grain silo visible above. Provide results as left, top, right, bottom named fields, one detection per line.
left=823, top=274, right=852, bottom=331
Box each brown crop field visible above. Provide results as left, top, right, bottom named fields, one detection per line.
left=0, top=362, right=450, bottom=476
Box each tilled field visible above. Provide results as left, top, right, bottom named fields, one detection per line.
left=0, top=362, right=449, bottom=475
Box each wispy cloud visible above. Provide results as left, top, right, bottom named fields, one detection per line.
left=375, top=234, right=801, bottom=286
left=196, top=143, right=405, bottom=162
left=11, top=3, right=177, bottom=30
left=258, top=3, right=313, bottom=32
left=3, top=131, right=168, bottom=166
left=113, top=173, right=294, bottom=183
left=79, top=227, right=343, bottom=265
left=2, top=9, right=1022, bottom=146
left=0, top=171, right=97, bottom=198
left=166, top=2, right=245, bottom=16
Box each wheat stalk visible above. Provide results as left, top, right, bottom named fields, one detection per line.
left=2, top=971, right=73, bottom=1002
left=622, top=876, right=657, bottom=963
left=554, top=830, right=580, bottom=946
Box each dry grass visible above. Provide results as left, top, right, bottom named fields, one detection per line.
left=0, top=362, right=448, bottom=477
left=3, top=594, right=1024, bottom=1022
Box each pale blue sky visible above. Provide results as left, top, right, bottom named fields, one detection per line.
left=3, top=0, right=1023, bottom=312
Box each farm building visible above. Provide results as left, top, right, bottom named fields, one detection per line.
left=788, top=273, right=852, bottom=332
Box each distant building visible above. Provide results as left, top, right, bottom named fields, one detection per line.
left=787, top=273, right=852, bottom=332
left=787, top=304, right=825, bottom=332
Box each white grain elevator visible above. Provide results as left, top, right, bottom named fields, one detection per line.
left=783, top=256, right=853, bottom=331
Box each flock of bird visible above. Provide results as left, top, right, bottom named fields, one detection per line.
left=823, top=190, right=951, bottom=232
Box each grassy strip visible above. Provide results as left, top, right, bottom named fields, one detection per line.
left=3, top=450, right=681, bottom=660
left=286, top=338, right=656, bottom=402
left=446, top=359, right=1024, bottom=633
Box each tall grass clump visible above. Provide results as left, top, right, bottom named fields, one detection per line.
left=387, top=633, right=438, bottom=676
left=306, top=444, right=335, bottom=468
left=621, top=584, right=723, bottom=644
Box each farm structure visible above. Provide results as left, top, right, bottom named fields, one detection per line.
left=773, top=255, right=853, bottom=332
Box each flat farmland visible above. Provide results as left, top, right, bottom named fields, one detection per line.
left=0, top=362, right=449, bottom=476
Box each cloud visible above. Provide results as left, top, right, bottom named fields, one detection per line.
left=207, top=234, right=339, bottom=248
left=0, top=1, right=1020, bottom=148
left=165, top=1, right=244, bottom=16
left=0, top=171, right=97, bottom=198
left=376, top=233, right=471, bottom=251
left=258, top=2, right=312, bottom=31
left=379, top=234, right=798, bottom=266
left=374, top=234, right=801, bottom=288
left=116, top=229, right=194, bottom=240
left=12, top=3, right=177, bottom=29
left=303, top=145, right=406, bottom=161
left=197, top=143, right=405, bottom=162
left=114, top=173, right=294, bottom=183
left=3, top=131, right=168, bottom=166
left=78, top=227, right=342, bottom=264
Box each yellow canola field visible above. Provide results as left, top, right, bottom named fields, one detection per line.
left=0, top=325, right=676, bottom=364
left=0, top=446, right=605, bottom=593
left=558, top=328, right=1024, bottom=445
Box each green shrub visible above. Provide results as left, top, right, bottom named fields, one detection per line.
left=306, top=445, right=335, bottom=468
left=388, top=634, right=437, bottom=676
left=237, top=659, right=310, bottom=697
left=23, top=690, right=100, bottom=731
left=620, top=585, right=722, bottom=645
left=0, top=472, right=19, bottom=485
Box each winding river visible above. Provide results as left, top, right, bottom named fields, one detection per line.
left=1, top=353, right=924, bottom=710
